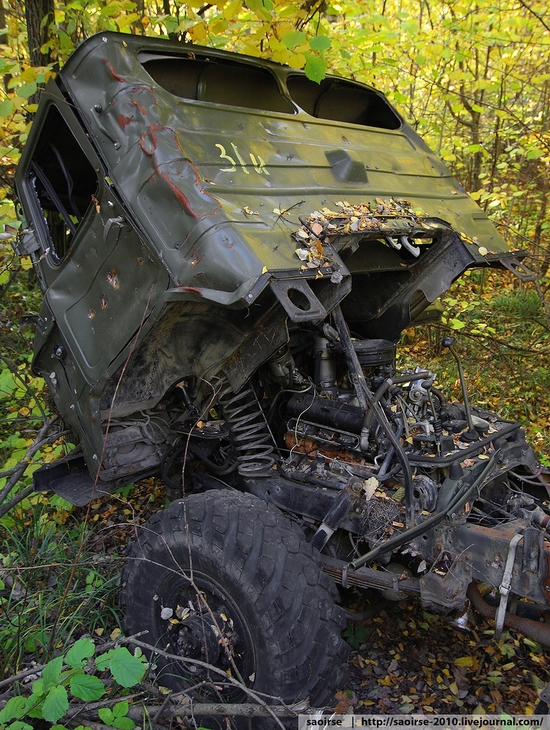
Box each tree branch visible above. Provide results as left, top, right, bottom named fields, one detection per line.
left=516, top=0, right=550, bottom=32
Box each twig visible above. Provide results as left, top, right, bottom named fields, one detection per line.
left=0, top=424, right=66, bottom=479
left=0, top=483, right=36, bottom=518
left=0, top=664, right=45, bottom=690
left=0, top=417, right=64, bottom=519
left=126, top=637, right=287, bottom=730
left=144, top=700, right=310, bottom=720
left=62, top=692, right=145, bottom=721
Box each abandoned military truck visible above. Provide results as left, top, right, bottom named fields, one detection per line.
left=14, top=30, right=550, bottom=714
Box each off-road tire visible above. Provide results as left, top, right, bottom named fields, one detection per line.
left=120, top=490, right=347, bottom=715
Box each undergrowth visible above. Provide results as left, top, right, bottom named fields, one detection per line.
left=399, top=268, right=550, bottom=460
left=0, top=493, right=124, bottom=677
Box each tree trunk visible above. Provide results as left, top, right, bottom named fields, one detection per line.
left=0, top=0, right=7, bottom=46
left=25, top=0, right=55, bottom=66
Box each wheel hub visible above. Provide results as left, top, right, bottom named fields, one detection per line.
left=175, top=613, right=221, bottom=664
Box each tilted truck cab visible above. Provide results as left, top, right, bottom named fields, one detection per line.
left=15, top=31, right=550, bottom=717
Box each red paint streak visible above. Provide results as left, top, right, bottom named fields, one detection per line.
left=188, top=158, right=202, bottom=187
left=104, top=59, right=126, bottom=82
left=180, top=154, right=222, bottom=207
left=118, top=114, right=133, bottom=129
left=200, top=202, right=222, bottom=216
left=180, top=286, right=203, bottom=296
left=131, top=99, right=147, bottom=115
left=190, top=254, right=205, bottom=269
left=137, top=125, right=214, bottom=218
left=138, top=128, right=158, bottom=156
left=159, top=171, right=199, bottom=218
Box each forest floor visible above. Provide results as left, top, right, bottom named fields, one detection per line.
left=339, top=599, right=549, bottom=716
left=3, top=476, right=549, bottom=726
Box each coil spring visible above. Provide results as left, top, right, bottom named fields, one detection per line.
left=219, top=382, right=276, bottom=477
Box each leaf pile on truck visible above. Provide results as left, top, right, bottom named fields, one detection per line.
left=14, top=31, right=550, bottom=722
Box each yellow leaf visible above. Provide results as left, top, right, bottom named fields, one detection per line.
left=450, top=681, right=460, bottom=696
left=210, top=18, right=228, bottom=34
left=189, top=22, right=207, bottom=40
left=110, top=627, right=122, bottom=641
left=455, top=655, right=474, bottom=668
left=223, top=0, right=241, bottom=20
left=95, top=628, right=104, bottom=636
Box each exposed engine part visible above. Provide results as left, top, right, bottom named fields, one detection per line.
left=359, top=496, right=403, bottom=545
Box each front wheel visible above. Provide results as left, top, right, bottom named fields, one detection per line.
left=120, top=490, right=347, bottom=721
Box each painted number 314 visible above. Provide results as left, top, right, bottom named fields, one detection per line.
left=216, top=143, right=270, bottom=176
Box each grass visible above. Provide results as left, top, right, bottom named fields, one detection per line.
left=0, top=492, right=124, bottom=677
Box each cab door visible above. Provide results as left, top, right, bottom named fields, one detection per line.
left=16, top=82, right=167, bottom=389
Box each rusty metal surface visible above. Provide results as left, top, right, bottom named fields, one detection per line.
left=468, top=582, right=550, bottom=647
left=433, top=520, right=550, bottom=606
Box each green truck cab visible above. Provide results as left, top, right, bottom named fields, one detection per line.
left=15, top=31, right=550, bottom=717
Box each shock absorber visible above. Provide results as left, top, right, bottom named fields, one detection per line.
left=218, top=380, right=276, bottom=477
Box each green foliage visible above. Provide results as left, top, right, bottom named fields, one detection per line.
left=0, top=500, right=123, bottom=675
left=343, top=623, right=371, bottom=650
left=0, top=638, right=146, bottom=729
left=0, top=1, right=548, bottom=722
left=98, top=701, right=135, bottom=730
left=401, top=269, right=550, bottom=456
left=95, top=647, right=148, bottom=688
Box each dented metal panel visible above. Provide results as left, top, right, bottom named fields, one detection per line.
left=54, top=32, right=508, bottom=305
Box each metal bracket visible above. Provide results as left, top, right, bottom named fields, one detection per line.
left=494, top=531, right=523, bottom=638
left=103, top=216, right=127, bottom=245
left=270, top=279, right=327, bottom=322
left=15, top=229, right=40, bottom=256
left=522, top=526, right=543, bottom=573
left=500, top=256, right=537, bottom=282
